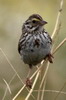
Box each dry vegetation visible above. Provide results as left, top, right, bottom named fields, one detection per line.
left=0, top=0, right=66, bottom=100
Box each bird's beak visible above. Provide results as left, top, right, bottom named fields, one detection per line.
left=40, top=20, right=48, bottom=25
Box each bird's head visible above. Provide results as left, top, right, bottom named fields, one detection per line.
left=24, top=14, right=47, bottom=32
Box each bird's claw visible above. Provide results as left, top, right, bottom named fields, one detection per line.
left=44, top=53, right=54, bottom=63
left=26, top=78, right=32, bottom=88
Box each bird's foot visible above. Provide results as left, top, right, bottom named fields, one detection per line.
left=26, top=78, right=32, bottom=88
left=44, top=53, right=54, bottom=63
left=47, top=53, right=54, bottom=63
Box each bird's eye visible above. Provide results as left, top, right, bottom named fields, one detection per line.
left=32, top=20, right=36, bottom=23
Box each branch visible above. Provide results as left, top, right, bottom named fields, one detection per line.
left=25, top=71, right=40, bottom=100
left=2, top=74, right=16, bottom=100
left=53, top=38, right=66, bottom=55
left=51, top=0, right=63, bottom=40
left=37, top=0, right=64, bottom=99
left=40, top=80, right=46, bottom=100
left=54, top=82, right=66, bottom=100
left=12, top=61, right=44, bottom=100
left=33, top=89, right=66, bottom=95
left=37, top=62, right=49, bottom=100
left=0, top=48, right=35, bottom=100
left=11, top=0, right=64, bottom=99
left=3, top=79, right=12, bottom=94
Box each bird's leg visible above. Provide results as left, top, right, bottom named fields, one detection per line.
left=27, top=68, right=31, bottom=78
left=26, top=64, right=32, bottom=88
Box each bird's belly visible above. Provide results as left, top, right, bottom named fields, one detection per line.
left=22, top=46, right=51, bottom=65
left=20, top=33, right=51, bottom=65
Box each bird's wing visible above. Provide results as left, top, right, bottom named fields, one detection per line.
left=18, top=33, right=26, bottom=54
left=43, top=31, right=52, bottom=44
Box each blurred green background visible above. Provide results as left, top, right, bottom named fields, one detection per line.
left=0, top=0, right=66, bottom=100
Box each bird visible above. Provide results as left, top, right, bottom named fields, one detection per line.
left=18, top=14, right=53, bottom=88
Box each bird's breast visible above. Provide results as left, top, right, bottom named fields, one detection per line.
left=20, top=32, right=51, bottom=65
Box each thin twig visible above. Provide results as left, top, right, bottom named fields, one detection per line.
left=37, top=62, right=49, bottom=100
left=12, top=85, right=25, bottom=100
left=37, top=0, right=64, bottom=99
left=53, top=38, right=66, bottom=55
left=3, top=79, right=12, bottom=94
left=51, top=0, right=63, bottom=40
left=25, top=71, right=40, bottom=100
left=41, top=79, right=46, bottom=100
left=0, top=48, right=35, bottom=100
left=13, top=22, right=65, bottom=100
left=0, top=48, right=24, bottom=83
left=2, top=0, right=64, bottom=99
left=33, top=89, right=66, bottom=95
left=54, top=82, right=66, bottom=100
left=12, top=62, right=45, bottom=100
left=12, top=61, right=45, bottom=100
left=2, top=74, right=16, bottom=100
left=40, top=62, right=49, bottom=90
